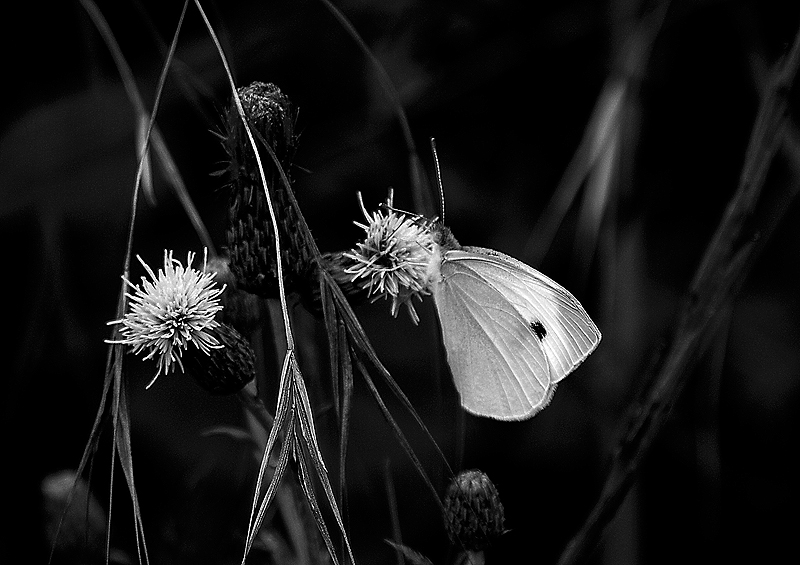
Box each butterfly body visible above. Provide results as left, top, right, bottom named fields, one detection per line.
left=428, top=225, right=601, bottom=420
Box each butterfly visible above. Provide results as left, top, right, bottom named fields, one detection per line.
left=427, top=223, right=601, bottom=421
left=347, top=173, right=601, bottom=421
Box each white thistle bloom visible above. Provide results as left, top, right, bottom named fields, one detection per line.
left=107, top=249, right=226, bottom=388
left=344, top=194, right=435, bottom=324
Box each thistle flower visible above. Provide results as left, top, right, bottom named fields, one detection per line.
left=107, top=249, right=225, bottom=388
left=443, top=469, right=506, bottom=552
left=344, top=193, right=435, bottom=323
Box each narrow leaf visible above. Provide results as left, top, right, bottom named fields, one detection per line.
left=291, top=362, right=356, bottom=563
left=316, top=0, right=431, bottom=215
left=134, top=112, right=156, bottom=206
left=351, top=352, right=444, bottom=512
left=384, top=540, right=434, bottom=565
left=383, top=462, right=404, bottom=565
left=337, top=320, right=353, bottom=506
left=48, top=345, right=115, bottom=565
left=244, top=410, right=296, bottom=558
left=292, top=360, right=328, bottom=476
left=293, top=438, right=341, bottom=565
left=112, top=365, right=149, bottom=564
left=246, top=352, right=294, bottom=544
left=81, top=0, right=215, bottom=254
left=337, top=294, right=453, bottom=480
left=320, top=276, right=341, bottom=419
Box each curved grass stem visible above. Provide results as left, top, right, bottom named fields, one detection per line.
left=557, top=18, right=800, bottom=565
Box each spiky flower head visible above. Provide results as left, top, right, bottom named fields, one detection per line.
left=344, top=192, right=435, bottom=324
left=443, top=469, right=506, bottom=551
left=107, top=249, right=225, bottom=388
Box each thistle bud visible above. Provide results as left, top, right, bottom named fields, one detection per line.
left=183, top=322, right=257, bottom=395
left=443, top=469, right=506, bottom=551
left=220, top=81, right=312, bottom=297
left=205, top=254, right=264, bottom=334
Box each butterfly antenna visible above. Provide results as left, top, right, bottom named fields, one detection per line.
left=430, top=137, right=445, bottom=224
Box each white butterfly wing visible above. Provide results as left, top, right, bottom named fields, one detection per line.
left=432, top=246, right=601, bottom=420
left=433, top=255, right=553, bottom=420
left=449, top=247, right=601, bottom=382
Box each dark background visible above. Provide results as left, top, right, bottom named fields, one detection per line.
left=2, top=0, right=800, bottom=563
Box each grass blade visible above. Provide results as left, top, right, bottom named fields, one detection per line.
left=110, top=356, right=149, bottom=565
left=320, top=276, right=341, bottom=419
left=350, top=351, right=444, bottom=513
left=337, top=320, right=353, bottom=506
left=522, top=4, right=668, bottom=266
left=316, top=0, right=432, bottom=216
left=245, top=352, right=294, bottom=547
left=292, top=360, right=356, bottom=564
left=80, top=0, right=215, bottom=253
left=244, top=411, right=297, bottom=558
left=293, top=437, right=340, bottom=565
left=557, top=19, right=800, bottom=565
left=48, top=345, right=115, bottom=564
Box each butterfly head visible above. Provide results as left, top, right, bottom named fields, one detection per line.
left=432, top=223, right=461, bottom=252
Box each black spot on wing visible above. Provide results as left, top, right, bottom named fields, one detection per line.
left=530, top=320, right=547, bottom=341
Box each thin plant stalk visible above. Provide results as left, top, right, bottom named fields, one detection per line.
left=79, top=0, right=215, bottom=255
left=317, top=0, right=432, bottom=217
left=192, top=4, right=356, bottom=563
left=557, top=18, right=800, bottom=565
left=52, top=4, right=191, bottom=564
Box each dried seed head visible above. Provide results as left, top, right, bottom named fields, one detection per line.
left=107, top=250, right=225, bottom=388
left=344, top=194, right=436, bottom=324
left=220, top=81, right=312, bottom=297
left=183, top=322, right=257, bottom=395
left=443, top=469, right=506, bottom=551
